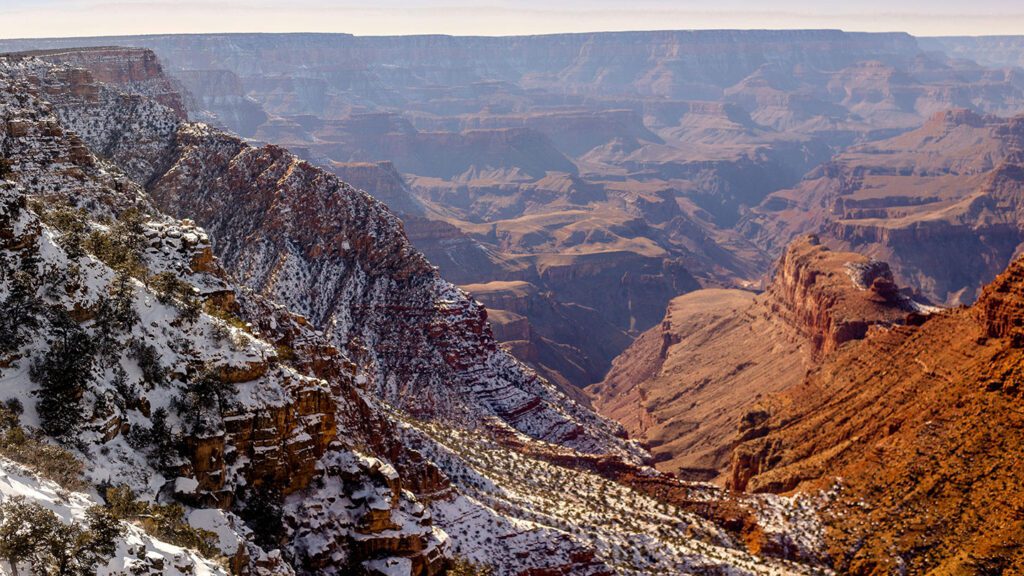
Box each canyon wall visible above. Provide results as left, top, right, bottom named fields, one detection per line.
left=590, top=235, right=920, bottom=482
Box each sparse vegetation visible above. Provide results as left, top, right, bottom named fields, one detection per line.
left=0, top=405, right=85, bottom=491
left=448, top=557, right=495, bottom=576
left=30, top=307, right=94, bottom=441
left=129, top=339, right=168, bottom=389
left=0, top=497, right=122, bottom=576
left=84, top=208, right=148, bottom=278
left=172, top=364, right=237, bottom=435
left=103, top=485, right=220, bottom=559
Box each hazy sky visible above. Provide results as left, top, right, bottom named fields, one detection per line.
left=0, top=0, right=1022, bottom=38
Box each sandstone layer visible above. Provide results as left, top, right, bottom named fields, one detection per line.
left=729, top=251, right=1024, bottom=574
left=590, top=235, right=920, bottom=482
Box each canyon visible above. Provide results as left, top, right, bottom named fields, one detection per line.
left=727, top=244, right=1024, bottom=574
left=0, top=45, right=838, bottom=575
left=589, top=235, right=924, bottom=483
left=10, top=30, right=1024, bottom=392
left=5, top=28, right=1024, bottom=574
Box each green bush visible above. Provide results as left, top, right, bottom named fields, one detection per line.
left=0, top=272, right=40, bottom=355
left=38, top=205, right=89, bottom=262
left=30, top=308, right=94, bottom=440
left=172, top=364, right=237, bottom=435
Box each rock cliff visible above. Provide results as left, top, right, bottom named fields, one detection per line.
left=744, top=108, right=1024, bottom=305
left=590, top=235, right=921, bottom=482
left=728, top=251, right=1024, bottom=573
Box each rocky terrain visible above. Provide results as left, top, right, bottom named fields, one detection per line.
left=727, top=245, right=1024, bottom=574
left=8, top=31, right=1024, bottom=574
left=588, top=236, right=923, bottom=483
left=0, top=46, right=838, bottom=575
left=744, top=108, right=1024, bottom=305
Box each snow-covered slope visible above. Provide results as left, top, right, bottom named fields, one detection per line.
left=0, top=58, right=446, bottom=575
left=0, top=458, right=227, bottom=576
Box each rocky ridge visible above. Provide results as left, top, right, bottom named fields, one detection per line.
left=589, top=236, right=921, bottom=483
left=727, top=251, right=1024, bottom=573
left=744, top=108, right=1024, bottom=306
left=0, top=59, right=447, bottom=574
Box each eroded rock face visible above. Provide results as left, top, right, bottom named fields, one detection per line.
left=0, top=54, right=448, bottom=575
left=727, top=253, right=1024, bottom=573
left=766, top=235, right=915, bottom=357
left=460, top=280, right=632, bottom=396
left=24, top=47, right=187, bottom=119
left=173, top=68, right=268, bottom=137
left=745, top=109, right=1024, bottom=306
left=590, top=235, right=921, bottom=482
left=140, top=123, right=639, bottom=459
left=979, top=239, right=1024, bottom=344
left=326, top=160, right=425, bottom=217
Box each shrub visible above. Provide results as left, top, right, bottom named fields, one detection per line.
left=274, top=343, right=296, bottom=364
left=0, top=496, right=61, bottom=574
left=0, top=406, right=85, bottom=491
left=104, top=486, right=219, bottom=559
left=30, top=308, right=94, bottom=440
left=149, top=271, right=192, bottom=306
left=109, top=364, right=137, bottom=411
left=239, top=482, right=285, bottom=550
left=203, top=300, right=248, bottom=332
left=123, top=408, right=180, bottom=476
left=0, top=497, right=123, bottom=576
left=93, top=273, right=141, bottom=366
left=0, top=272, right=40, bottom=355
left=39, top=205, right=88, bottom=262
left=84, top=209, right=148, bottom=279
left=129, top=340, right=167, bottom=389
left=448, top=557, right=495, bottom=576
left=172, top=365, right=236, bottom=435
left=146, top=271, right=203, bottom=325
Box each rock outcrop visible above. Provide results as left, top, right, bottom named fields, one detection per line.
left=728, top=251, right=1024, bottom=573
left=745, top=108, right=1024, bottom=306
left=18, top=46, right=187, bottom=119
left=590, top=235, right=921, bottom=482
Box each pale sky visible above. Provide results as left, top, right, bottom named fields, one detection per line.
left=0, top=0, right=1021, bottom=39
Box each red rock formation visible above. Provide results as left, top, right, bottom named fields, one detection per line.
left=590, top=235, right=919, bottom=482
left=728, top=253, right=1024, bottom=573
left=22, top=47, right=187, bottom=119
left=746, top=109, right=1024, bottom=306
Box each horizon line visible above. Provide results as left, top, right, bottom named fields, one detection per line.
left=1, top=28, right=1014, bottom=43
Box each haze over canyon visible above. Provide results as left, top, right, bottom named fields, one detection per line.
left=1, top=23, right=1024, bottom=576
